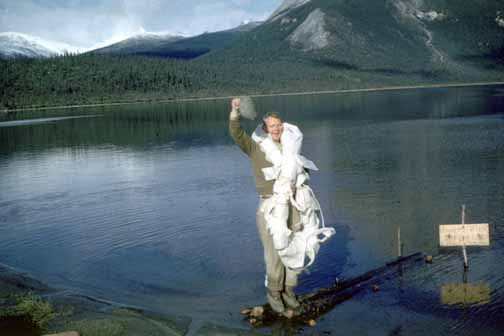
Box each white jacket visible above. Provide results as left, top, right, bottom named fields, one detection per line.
left=252, top=122, right=335, bottom=271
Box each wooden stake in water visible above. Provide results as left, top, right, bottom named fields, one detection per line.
left=397, top=226, right=402, bottom=258
left=461, top=205, right=468, bottom=269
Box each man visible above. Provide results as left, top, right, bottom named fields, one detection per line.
left=229, top=97, right=301, bottom=316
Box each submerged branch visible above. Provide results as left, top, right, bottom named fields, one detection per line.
left=243, top=252, right=423, bottom=327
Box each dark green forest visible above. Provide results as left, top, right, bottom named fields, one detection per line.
left=0, top=55, right=207, bottom=110
left=0, top=53, right=456, bottom=111
left=1, top=50, right=502, bottom=111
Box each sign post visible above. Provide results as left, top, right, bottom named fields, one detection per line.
left=439, top=205, right=489, bottom=269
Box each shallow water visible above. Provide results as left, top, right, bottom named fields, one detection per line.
left=1, top=86, right=503, bottom=334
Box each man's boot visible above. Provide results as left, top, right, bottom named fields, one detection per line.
left=267, top=289, right=286, bottom=314
left=281, top=286, right=300, bottom=309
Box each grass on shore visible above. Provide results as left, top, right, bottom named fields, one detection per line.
left=0, top=292, right=60, bottom=333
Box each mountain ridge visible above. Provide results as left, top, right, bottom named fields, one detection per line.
left=0, top=32, right=80, bottom=58
left=88, top=21, right=263, bottom=59
left=199, top=0, right=504, bottom=76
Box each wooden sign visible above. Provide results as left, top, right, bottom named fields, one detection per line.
left=441, top=282, right=490, bottom=305
left=439, top=223, right=489, bottom=247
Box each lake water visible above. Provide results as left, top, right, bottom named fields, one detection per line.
left=1, top=86, right=503, bottom=335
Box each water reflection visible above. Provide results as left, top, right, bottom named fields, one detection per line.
left=255, top=85, right=504, bottom=122
left=0, top=86, right=504, bottom=334
left=0, top=101, right=232, bottom=154
left=310, top=116, right=504, bottom=263
left=441, top=282, right=491, bottom=306
left=0, top=115, right=102, bottom=128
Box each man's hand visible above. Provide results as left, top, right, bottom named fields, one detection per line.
left=230, top=97, right=240, bottom=120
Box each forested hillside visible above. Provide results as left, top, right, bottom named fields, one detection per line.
left=1, top=55, right=206, bottom=110
left=1, top=50, right=503, bottom=111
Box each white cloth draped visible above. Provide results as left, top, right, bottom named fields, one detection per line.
left=252, top=122, right=335, bottom=271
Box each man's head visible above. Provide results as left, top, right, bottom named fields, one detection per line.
left=262, top=112, right=283, bottom=143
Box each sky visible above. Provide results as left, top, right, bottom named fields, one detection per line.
left=0, top=0, right=283, bottom=50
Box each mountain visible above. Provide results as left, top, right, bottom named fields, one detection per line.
left=0, top=32, right=57, bottom=59
left=268, top=0, right=312, bottom=21
left=89, top=21, right=262, bottom=59
left=228, top=21, right=264, bottom=33
left=200, top=0, right=504, bottom=82
left=0, top=32, right=81, bottom=59
left=89, top=33, right=185, bottom=56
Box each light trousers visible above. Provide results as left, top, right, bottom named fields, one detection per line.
left=256, top=198, right=301, bottom=292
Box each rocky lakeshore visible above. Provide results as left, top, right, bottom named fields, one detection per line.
left=0, top=263, right=263, bottom=336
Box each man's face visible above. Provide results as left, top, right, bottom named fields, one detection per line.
left=265, top=117, right=283, bottom=143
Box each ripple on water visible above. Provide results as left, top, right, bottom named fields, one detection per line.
left=1, top=92, right=504, bottom=334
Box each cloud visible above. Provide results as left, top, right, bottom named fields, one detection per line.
left=188, top=2, right=268, bottom=34
left=0, top=0, right=281, bottom=49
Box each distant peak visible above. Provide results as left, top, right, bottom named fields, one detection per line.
left=0, top=32, right=82, bottom=56
left=268, top=0, right=311, bottom=22
left=228, top=21, right=263, bottom=32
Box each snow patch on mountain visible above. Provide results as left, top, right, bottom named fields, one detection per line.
left=393, top=1, right=446, bottom=22
left=288, top=9, right=329, bottom=51
left=269, top=0, right=311, bottom=22
left=1, top=34, right=51, bottom=58
left=86, top=29, right=189, bottom=52
left=114, top=32, right=182, bottom=44
left=228, top=20, right=263, bottom=32
left=416, top=11, right=445, bottom=22
left=0, top=32, right=83, bottom=58
left=496, top=12, right=504, bottom=28
left=281, top=16, right=298, bottom=25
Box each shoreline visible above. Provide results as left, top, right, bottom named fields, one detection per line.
left=3, top=80, right=504, bottom=114
left=0, top=262, right=192, bottom=336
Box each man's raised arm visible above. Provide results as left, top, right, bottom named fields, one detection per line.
left=229, top=97, right=255, bottom=156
